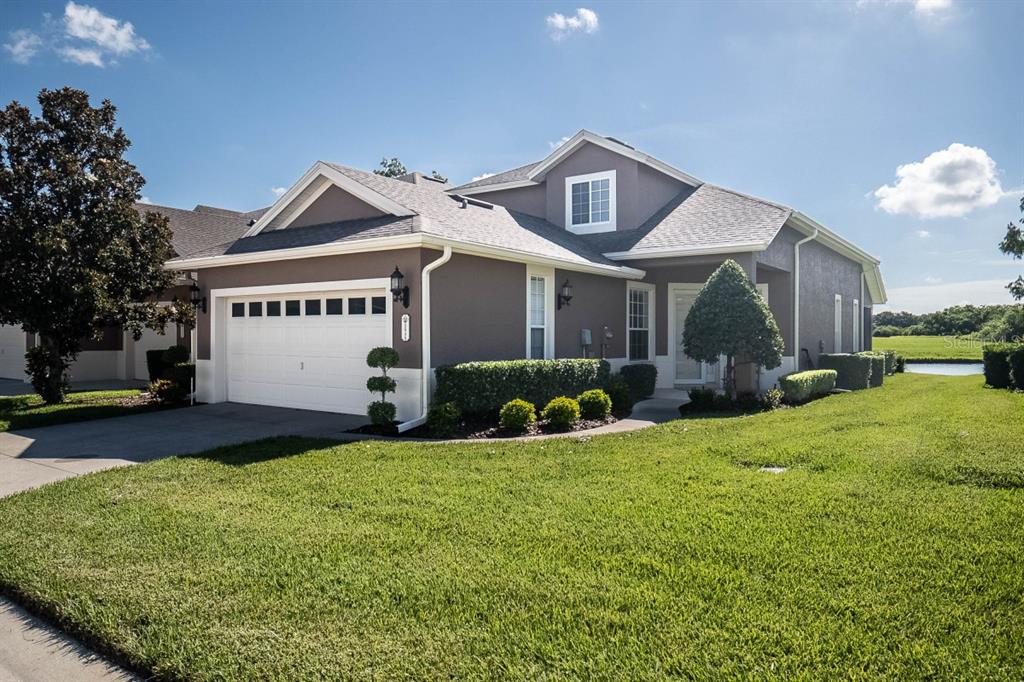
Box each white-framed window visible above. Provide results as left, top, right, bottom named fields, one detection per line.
left=565, top=170, right=616, bottom=234
left=852, top=298, right=860, bottom=352
left=526, top=266, right=554, bottom=359
left=834, top=294, right=843, bottom=352
left=627, top=283, right=655, bottom=362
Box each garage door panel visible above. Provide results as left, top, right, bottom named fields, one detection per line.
left=225, top=289, right=387, bottom=415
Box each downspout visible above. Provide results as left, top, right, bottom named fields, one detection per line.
left=397, top=245, right=453, bottom=433
left=793, top=228, right=818, bottom=369
left=859, top=271, right=865, bottom=352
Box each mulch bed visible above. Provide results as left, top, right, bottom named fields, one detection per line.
left=349, top=414, right=620, bottom=440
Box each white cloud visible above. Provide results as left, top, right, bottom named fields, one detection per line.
left=912, top=0, right=952, bottom=15
left=916, top=229, right=931, bottom=238
left=549, top=135, right=571, bottom=150
left=271, top=186, right=287, bottom=198
left=139, top=196, right=152, bottom=204
left=63, top=2, right=149, bottom=56
left=873, top=143, right=1008, bottom=219
left=470, top=173, right=494, bottom=182
left=546, top=8, right=599, bottom=40
left=877, top=279, right=1014, bottom=314
left=924, top=275, right=943, bottom=284
left=4, top=30, right=42, bottom=64
left=60, top=45, right=104, bottom=66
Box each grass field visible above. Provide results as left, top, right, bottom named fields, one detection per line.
left=0, top=389, right=148, bottom=432
left=872, top=334, right=984, bottom=361
left=0, top=374, right=1022, bottom=679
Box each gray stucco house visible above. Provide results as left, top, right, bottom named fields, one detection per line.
left=0, top=130, right=885, bottom=430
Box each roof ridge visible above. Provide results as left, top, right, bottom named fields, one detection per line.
left=701, top=183, right=792, bottom=214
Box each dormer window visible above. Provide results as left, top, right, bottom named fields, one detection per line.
left=565, top=170, right=616, bottom=234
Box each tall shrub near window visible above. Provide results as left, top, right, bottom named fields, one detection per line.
left=682, top=260, right=783, bottom=399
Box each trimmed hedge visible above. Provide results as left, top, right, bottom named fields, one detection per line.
left=1010, top=345, right=1024, bottom=390
left=983, top=343, right=1013, bottom=389
left=435, top=359, right=610, bottom=415
left=856, top=352, right=886, bottom=388
left=778, top=370, right=837, bottom=404
left=619, top=363, right=657, bottom=401
left=603, top=375, right=633, bottom=415
left=881, top=350, right=897, bottom=376
left=818, top=354, right=873, bottom=391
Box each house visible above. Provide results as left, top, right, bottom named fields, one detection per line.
left=0, top=130, right=885, bottom=430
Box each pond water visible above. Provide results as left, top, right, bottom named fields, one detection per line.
left=905, top=362, right=984, bottom=376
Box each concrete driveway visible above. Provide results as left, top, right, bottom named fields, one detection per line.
left=0, top=402, right=367, bottom=497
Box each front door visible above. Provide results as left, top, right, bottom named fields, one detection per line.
left=672, top=286, right=705, bottom=384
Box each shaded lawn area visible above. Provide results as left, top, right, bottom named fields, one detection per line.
left=0, top=389, right=150, bottom=431
left=0, top=375, right=1022, bottom=679
left=872, top=334, right=984, bottom=361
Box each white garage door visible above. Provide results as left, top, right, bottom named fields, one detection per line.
left=0, top=324, right=28, bottom=380
left=226, top=289, right=389, bottom=414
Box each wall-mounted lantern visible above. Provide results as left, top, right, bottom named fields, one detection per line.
left=189, top=281, right=207, bottom=314
left=557, top=279, right=574, bottom=310
left=390, top=266, right=410, bottom=308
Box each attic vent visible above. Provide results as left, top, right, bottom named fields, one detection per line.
left=448, top=194, right=494, bottom=210
left=247, top=219, right=256, bottom=226
left=604, top=136, right=634, bottom=150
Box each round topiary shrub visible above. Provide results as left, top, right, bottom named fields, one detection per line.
left=577, top=388, right=611, bottom=420
left=603, top=375, right=633, bottom=415
left=499, top=399, right=536, bottom=433
left=427, top=401, right=461, bottom=438
left=541, top=396, right=580, bottom=431
left=367, top=400, right=396, bottom=426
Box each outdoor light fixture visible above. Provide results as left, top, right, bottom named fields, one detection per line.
left=390, top=266, right=409, bottom=308
left=557, top=279, right=574, bottom=310
left=189, top=281, right=207, bottom=314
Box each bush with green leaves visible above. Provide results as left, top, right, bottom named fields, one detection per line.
left=881, top=350, right=897, bottom=375
left=894, top=354, right=906, bottom=373
left=149, top=378, right=187, bottom=405
left=366, top=346, right=400, bottom=426
left=603, top=375, right=633, bottom=415
left=498, top=399, right=536, bottom=433
left=577, top=389, right=611, bottom=420
left=761, top=387, right=784, bottom=411
left=856, top=352, right=886, bottom=388
left=1009, top=345, right=1024, bottom=390
left=687, top=387, right=715, bottom=410
left=145, top=345, right=189, bottom=382
left=778, top=370, right=837, bottom=404
left=25, top=345, right=69, bottom=404
left=619, top=363, right=657, bottom=401
left=818, top=354, right=872, bottom=391
left=426, top=402, right=461, bottom=438
left=540, top=396, right=580, bottom=431
left=682, top=259, right=783, bottom=398
left=982, top=343, right=1013, bottom=389
left=435, top=359, right=609, bottom=415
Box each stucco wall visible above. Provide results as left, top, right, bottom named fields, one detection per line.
left=469, top=184, right=547, bottom=219
left=798, top=240, right=865, bottom=366
left=287, top=185, right=385, bottom=228
left=553, top=269, right=627, bottom=359
left=193, top=248, right=429, bottom=368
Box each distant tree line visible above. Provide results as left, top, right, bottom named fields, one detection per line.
left=874, top=304, right=1024, bottom=341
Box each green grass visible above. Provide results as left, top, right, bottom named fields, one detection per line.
left=0, top=389, right=149, bottom=431
left=0, top=375, right=1022, bottom=679
left=872, top=334, right=985, bottom=361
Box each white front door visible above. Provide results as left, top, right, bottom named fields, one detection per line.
left=670, top=285, right=705, bottom=385
left=225, top=289, right=389, bottom=414
left=0, top=324, right=28, bottom=380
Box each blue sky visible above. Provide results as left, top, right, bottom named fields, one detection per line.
left=2, top=0, right=1021, bottom=313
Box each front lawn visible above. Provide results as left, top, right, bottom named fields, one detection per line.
left=872, top=334, right=984, bottom=361
left=0, top=389, right=151, bottom=432
left=0, top=374, right=1022, bottom=679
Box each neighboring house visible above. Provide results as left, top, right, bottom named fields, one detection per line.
left=0, top=204, right=265, bottom=384
left=0, top=130, right=885, bottom=431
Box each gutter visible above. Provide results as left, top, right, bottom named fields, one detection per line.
left=397, top=245, right=453, bottom=433
left=793, top=228, right=819, bottom=364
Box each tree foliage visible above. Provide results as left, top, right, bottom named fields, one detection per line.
left=0, top=87, right=188, bottom=403
left=999, top=195, right=1024, bottom=300
left=873, top=303, right=1022, bottom=339
left=682, top=259, right=783, bottom=397
left=430, top=170, right=448, bottom=183
left=374, top=157, right=407, bottom=178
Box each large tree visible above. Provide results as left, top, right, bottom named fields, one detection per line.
left=0, top=87, right=187, bottom=403
left=999, top=195, right=1023, bottom=300
left=374, top=157, right=407, bottom=178
left=682, top=259, right=783, bottom=398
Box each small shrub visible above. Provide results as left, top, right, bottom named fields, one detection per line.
left=881, top=350, right=897, bottom=375
left=149, top=378, right=187, bottom=405
left=26, top=345, right=69, bottom=404
left=619, top=363, right=657, bottom=401
left=427, top=401, right=461, bottom=438
left=604, top=375, right=633, bottom=415
left=577, top=389, right=611, bottom=420
left=778, top=369, right=837, bottom=404
left=982, top=343, right=1013, bottom=389
left=541, top=396, right=580, bottom=431
left=856, top=352, right=886, bottom=388
left=1008, top=345, right=1024, bottom=390
left=499, top=399, right=536, bottom=433
left=894, top=354, right=906, bottom=373
left=687, top=387, right=715, bottom=410
left=818, top=354, right=872, bottom=390
left=367, top=400, right=397, bottom=426
left=713, top=394, right=736, bottom=411
left=162, top=344, right=189, bottom=365
left=366, top=376, right=397, bottom=395
left=736, top=391, right=761, bottom=410
left=761, top=387, right=784, bottom=411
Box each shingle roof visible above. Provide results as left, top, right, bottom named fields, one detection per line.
left=136, top=202, right=269, bottom=258
left=451, top=161, right=539, bottom=191
left=577, top=184, right=792, bottom=255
